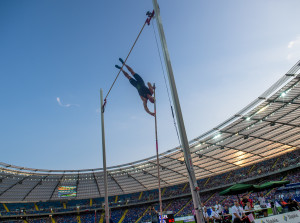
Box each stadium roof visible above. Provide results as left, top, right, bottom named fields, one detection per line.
left=0, top=60, right=300, bottom=202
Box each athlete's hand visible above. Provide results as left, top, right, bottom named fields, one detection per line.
left=151, top=112, right=155, bottom=117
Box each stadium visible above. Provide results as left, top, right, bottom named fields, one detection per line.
left=1, top=1, right=300, bottom=223
left=0, top=60, right=300, bottom=222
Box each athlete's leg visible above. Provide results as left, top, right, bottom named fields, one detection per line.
left=147, top=94, right=155, bottom=103
left=118, top=58, right=136, bottom=75
left=124, top=64, right=135, bottom=75
left=117, top=59, right=146, bottom=86
left=122, top=69, right=132, bottom=80
left=116, top=65, right=132, bottom=80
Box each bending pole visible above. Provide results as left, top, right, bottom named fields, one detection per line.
left=100, top=89, right=110, bottom=223
left=153, top=85, right=163, bottom=223
left=152, top=1, right=204, bottom=222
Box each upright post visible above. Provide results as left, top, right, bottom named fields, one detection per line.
left=152, top=1, right=204, bottom=222
left=153, top=84, right=163, bottom=223
left=100, top=89, right=110, bottom=223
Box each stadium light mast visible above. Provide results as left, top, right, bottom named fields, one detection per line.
left=152, top=0, right=205, bottom=222
left=100, top=89, right=110, bottom=223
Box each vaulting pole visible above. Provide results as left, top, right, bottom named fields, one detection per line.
left=100, top=89, right=110, bottom=223
left=152, top=1, right=204, bottom=222
left=153, top=84, right=163, bottom=223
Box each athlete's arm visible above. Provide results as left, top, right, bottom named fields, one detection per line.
left=147, top=82, right=155, bottom=95
left=142, top=97, right=155, bottom=116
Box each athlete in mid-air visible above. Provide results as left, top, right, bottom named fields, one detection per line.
left=115, top=58, right=155, bottom=116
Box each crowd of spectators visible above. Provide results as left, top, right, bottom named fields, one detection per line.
left=1, top=189, right=300, bottom=222
left=0, top=149, right=299, bottom=222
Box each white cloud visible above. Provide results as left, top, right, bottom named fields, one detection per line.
left=56, top=97, right=79, bottom=108
left=287, top=36, right=300, bottom=61
left=288, top=41, right=295, bottom=49
left=288, top=36, right=300, bottom=48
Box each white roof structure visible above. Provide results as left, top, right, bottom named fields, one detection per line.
left=0, top=60, right=300, bottom=202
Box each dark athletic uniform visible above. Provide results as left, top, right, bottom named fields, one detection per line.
left=129, top=73, right=152, bottom=99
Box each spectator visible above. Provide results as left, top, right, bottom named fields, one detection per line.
left=244, top=202, right=255, bottom=223
left=232, top=201, right=247, bottom=223
left=244, top=202, right=253, bottom=212
left=222, top=205, right=231, bottom=223
left=258, top=193, right=268, bottom=217
left=201, top=202, right=207, bottom=211
left=245, top=195, right=253, bottom=208
left=192, top=208, right=197, bottom=222
left=214, top=201, right=223, bottom=215
left=286, top=196, right=300, bottom=211
left=203, top=207, right=210, bottom=223
left=150, top=206, right=159, bottom=223
left=241, top=195, right=249, bottom=209
left=279, top=193, right=284, bottom=199
left=280, top=198, right=288, bottom=209
left=210, top=206, right=222, bottom=223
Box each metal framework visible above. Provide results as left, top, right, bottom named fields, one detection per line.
left=0, top=61, right=299, bottom=202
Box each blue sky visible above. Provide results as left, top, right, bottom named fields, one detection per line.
left=0, top=0, right=300, bottom=170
